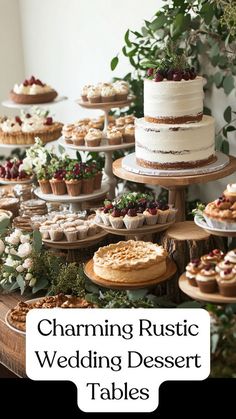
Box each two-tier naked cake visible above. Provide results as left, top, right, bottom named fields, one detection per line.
left=135, top=59, right=215, bottom=169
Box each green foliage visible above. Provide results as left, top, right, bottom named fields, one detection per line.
left=111, top=0, right=236, bottom=152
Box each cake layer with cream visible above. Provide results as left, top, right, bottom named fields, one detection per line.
left=144, top=76, right=204, bottom=123
left=135, top=115, right=215, bottom=169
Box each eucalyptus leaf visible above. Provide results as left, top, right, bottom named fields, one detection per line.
left=111, top=56, right=119, bottom=71
left=215, top=134, right=224, bottom=151
left=84, top=279, right=100, bottom=294
left=85, top=293, right=100, bottom=304
left=221, top=140, right=230, bottom=154
left=213, top=72, right=224, bottom=87
left=76, top=151, right=82, bottom=162
left=223, top=75, right=234, bottom=95
left=0, top=217, right=10, bottom=232
left=58, top=144, right=65, bottom=155
left=32, top=278, right=49, bottom=294
left=33, top=230, right=42, bottom=253
left=127, top=288, right=149, bottom=301
left=16, top=274, right=25, bottom=295
left=141, top=26, right=149, bottom=37
left=200, top=3, right=214, bottom=25
left=124, top=30, right=132, bottom=48
left=9, top=281, right=20, bottom=291
left=178, top=301, right=203, bottom=308
left=224, top=106, right=232, bottom=123
left=150, top=15, right=167, bottom=31
left=4, top=265, right=15, bottom=273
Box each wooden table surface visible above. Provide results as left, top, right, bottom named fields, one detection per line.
left=0, top=293, right=26, bottom=377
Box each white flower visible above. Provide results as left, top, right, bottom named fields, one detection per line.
left=25, top=273, right=33, bottom=281
left=16, top=265, right=24, bottom=273
left=18, top=243, right=32, bottom=258
left=5, top=256, right=14, bottom=267
left=0, top=239, right=5, bottom=255
left=10, top=248, right=18, bottom=256
left=20, top=234, right=30, bottom=244
left=22, top=258, right=33, bottom=269
left=29, top=277, right=37, bottom=287
left=14, top=229, right=22, bottom=238
left=21, top=157, right=33, bottom=172
left=5, top=246, right=9, bottom=254
left=6, top=234, right=20, bottom=246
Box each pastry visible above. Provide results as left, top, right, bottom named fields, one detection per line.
left=87, top=86, right=101, bottom=103
left=225, top=249, right=236, bottom=265
left=109, top=209, right=124, bottom=229
left=93, top=240, right=167, bottom=283
left=107, top=128, right=122, bottom=145
left=186, top=258, right=204, bottom=287
left=143, top=207, right=158, bottom=225
left=81, top=85, right=92, bottom=102
left=217, top=269, right=236, bottom=297
left=157, top=203, right=170, bottom=224
left=215, top=259, right=234, bottom=273
left=84, top=128, right=102, bottom=147
left=201, top=249, right=224, bottom=266
left=123, top=124, right=135, bottom=143
left=196, top=266, right=218, bottom=293
left=101, top=84, right=116, bottom=102
left=65, top=179, right=82, bottom=196
left=49, top=227, right=64, bottom=241
left=77, top=225, right=89, bottom=239
left=123, top=209, right=140, bottom=229
left=113, top=81, right=129, bottom=101
left=71, top=126, right=88, bottom=146
left=62, top=124, right=74, bottom=143
left=64, top=228, right=78, bottom=242
left=203, top=196, right=236, bottom=229
left=10, top=75, right=57, bottom=104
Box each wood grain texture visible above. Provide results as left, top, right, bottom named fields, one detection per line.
left=0, top=293, right=26, bottom=377
left=166, top=221, right=210, bottom=241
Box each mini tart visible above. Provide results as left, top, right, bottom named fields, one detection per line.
left=0, top=122, right=63, bottom=145
left=93, top=240, right=167, bottom=283
left=201, top=249, right=224, bottom=265
left=196, top=268, right=218, bottom=293
left=203, top=198, right=236, bottom=229
left=225, top=249, right=236, bottom=264
left=216, top=269, right=236, bottom=297
left=186, top=259, right=204, bottom=287
left=9, top=89, right=57, bottom=105
left=223, top=184, right=236, bottom=202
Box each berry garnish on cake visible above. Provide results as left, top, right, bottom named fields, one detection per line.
left=0, top=158, right=31, bottom=182
left=10, top=76, right=57, bottom=104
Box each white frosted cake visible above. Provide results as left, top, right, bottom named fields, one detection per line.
left=135, top=63, right=216, bottom=169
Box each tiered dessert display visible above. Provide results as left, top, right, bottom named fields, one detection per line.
left=84, top=240, right=176, bottom=289
left=113, top=54, right=236, bottom=221
left=61, top=81, right=135, bottom=198
left=179, top=248, right=236, bottom=303
left=194, top=183, right=236, bottom=237
left=95, top=192, right=176, bottom=240
left=0, top=108, right=63, bottom=148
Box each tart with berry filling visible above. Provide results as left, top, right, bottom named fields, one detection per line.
left=10, top=76, right=57, bottom=104
left=203, top=195, right=236, bottom=229
left=0, top=110, right=62, bottom=145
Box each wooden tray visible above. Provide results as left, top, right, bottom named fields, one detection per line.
left=179, top=273, right=236, bottom=304
left=95, top=221, right=174, bottom=236
left=84, top=258, right=177, bottom=290
left=43, top=230, right=108, bottom=250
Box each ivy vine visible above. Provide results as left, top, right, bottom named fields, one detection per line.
left=111, top=0, right=236, bottom=152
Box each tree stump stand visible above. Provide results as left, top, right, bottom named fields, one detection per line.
left=160, top=221, right=227, bottom=302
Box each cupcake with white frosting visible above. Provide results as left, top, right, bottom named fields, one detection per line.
left=225, top=249, right=236, bottom=265
left=216, top=259, right=234, bottom=273
left=81, top=85, right=92, bottom=102
left=186, top=258, right=204, bottom=287
left=217, top=268, right=236, bottom=297
left=224, top=183, right=236, bottom=202
left=113, top=81, right=129, bottom=101
left=87, top=86, right=101, bottom=103
left=84, top=128, right=102, bottom=147
left=101, top=84, right=116, bottom=103
left=196, top=265, right=218, bottom=293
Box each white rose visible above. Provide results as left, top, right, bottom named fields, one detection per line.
left=10, top=248, right=18, bottom=256
left=25, top=273, right=32, bottom=281
left=5, top=256, right=14, bottom=267
left=29, top=277, right=37, bottom=287
left=18, top=243, right=32, bottom=258
left=21, top=157, right=33, bottom=172
left=0, top=239, right=5, bottom=255
left=20, top=234, right=30, bottom=244
left=6, top=234, right=20, bottom=245
left=14, top=229, right=22, bottom=238
left=22, top=258, right=33, bottom=269
left=16, top=265, right=24, bottom=273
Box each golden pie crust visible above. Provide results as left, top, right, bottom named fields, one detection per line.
left=93, top=240, right=167, bottom=282
left=9, top=89, right=58, bottom=105
left=0, top=122, right=63, bottom=145
left=7, top=294, right=95, bottom=332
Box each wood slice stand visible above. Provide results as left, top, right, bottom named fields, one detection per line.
left=113, top=156, right=236, bottom=222
left=160, top=221, right=227, bottom=302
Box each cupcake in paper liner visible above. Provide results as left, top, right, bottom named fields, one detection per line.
left=196, top=265, right=218, bottom=293
left=201, top=249, right=224, bottom=266
left=123, top=209, right=140, bottom=229
left=143, top=208, right=158, bottom=225
left=216, top=268, right=236, bottom=297
left=64, top=228, right=78, bottom=242
left=100, top=210, right=111, bottom=226
left=167, top=206, right=178, bottom=222
left=109, top=209, right=124, bottom=229
left=157, top=203, right=170, bottom=224
left=95, top=208, right=104, bottom=224
left=137, top=213, right=145, bottom=227
left=225, top=249, right=236, bottom=265
left=185, top=258, right=205, bottom=287
left=76, top=225, right=89, bottom=239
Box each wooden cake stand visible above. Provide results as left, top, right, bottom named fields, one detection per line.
left=113, top=155, right=236, bottom=222
left=84, top=257, right=177, bottom=290
left=179, top=273, right=236, bottom=304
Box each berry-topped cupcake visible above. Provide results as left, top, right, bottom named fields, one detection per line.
left=215, top=259, right=234, bottom=273
left=109, top=208, right=124, bottom=229
left=143, top=207, right=158, bottom=225
left=100, top=203, right=113, bottom=226
left=123, top=208, right=140, bottom=229
left=217, top=268, right=236, bottom=297
left=225, top=249, right=236, bottom=265
left=156, top=202, right=170, bottom=224
left=201, top=249, right=224, bottom=266
left=196, top=265, right=218, bottom=293
left=186, top=258, right=204, bottom=287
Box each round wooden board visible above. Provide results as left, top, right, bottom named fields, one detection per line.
left=95, top=221, right=174, bottom=236
left=84, top=258, right=177, bottom=290
left=166, top=221, right=210, bottom=241
left=113, top=155, right=236, bottom=187
left=59, top=137, right=134, bottom=152
left=77, top=96, right=134, bottom=110
left=194, top=216, right=236, bottom=238
left=43, top=230, right=108, bottom=250
left=179, top=273, right=236, bottom=304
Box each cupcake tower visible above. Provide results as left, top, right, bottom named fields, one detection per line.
left=185, top=248, right=236, bottom=297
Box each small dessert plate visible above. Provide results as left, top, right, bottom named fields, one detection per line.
left=194, top=215, right=236, bottom=237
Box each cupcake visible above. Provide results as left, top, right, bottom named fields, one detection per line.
left=143, top=207, right=158, bottom=225
left=123, top=124, right=135, bottom=143
left=71, top=126, right=88, bottom=146
left=113, top=81, right=129, bottom=101
left=116, top=116, right=126, bottom=127
left=65, top=179, right=82, bottom=197
left=225, top=249, right=236, bottom=265
left=101, top=84, right=116, bottom=102
left=49, top=227, right=64, bottom=241
left=196, top=265, right=218, bottom=293
left=95, top=208, right=104, bottom=224
left=123, top=209, right=140, bottom=229
left=217, top=268, right=236, bottom=297
left=201, top=249, right=224, bottom=266
left=203, top=196, right=235, bottom=229
left=223, top=184, right=236, bottom=203
left=77, top=225, right=89, bottom=239
left=39, top=225, right=50, bottom=239
left=137, top=213, right=145, bottom=227
left=62, top=124, right=74, bottom=143
left=84, top=128, right=102, bottom=147
left=87, top=223, right=99, bottom=236
left=167, top=205, right=178, bottom=222
left=64, top=228, right=78, bottom=242
left=87, top=86, right=101, bottom=103
left=89, top=118, right=103, bottom=130
left=81, top=84, right=92, bottom=102
left=125, top=115, right=135, bottom=125
left=157, top=203, right=170, bottom=224
left=107, top=128, right=122, bottom=145
left=186, top=258, right=204, bottom=287
left=49, top=177, right=67, bottom=195
left=215, top=259, right=234, bottom=273
left=100, top=208, right=112, bottom=226
left=109, top=208, right=124, bottom=229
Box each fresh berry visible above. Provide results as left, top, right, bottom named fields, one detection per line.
left=29, top=75, right=36, bottom=85
left=44, top=117, right=53, bottom=125
left=23, top=79, right=29, bottom=87
left=127, top=208, right=137, bottom=217
left=103, top=208, right=110, bottom=214
left=15, top=116, right=22, bottom=125
left=173, top=71, right=182, bottom=81
left=25, top=113, right=31, bottom=118
left=167, top=70, right=174, bottom=80
left=205, top=264, right=213, bottom=271
left=127, top=202, right=136, bottom=209
left=112, top=209, right=121, bottom=217
left=213, top=249, right=220, bottom=255
left=121, top=208, right=127, bottom=216
left=35, top=79, right=43, bottom=86
left=148, top=208, right=157, bottom=215
left=147, top=68, right=154, bottom=77
left=224, top=268, right=232, bottom=274
left=155, top=73, right=164, bottom=82
left=183, top=71, right=190, bottom=81
left=208, top=252, right=214, bottom=257
left=225, top=260, right=231, bottom=265
left=105, top=203, right=113, bottom=210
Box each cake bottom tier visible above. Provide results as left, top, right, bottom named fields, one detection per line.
left=135, top=115, right=215, bottom=169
